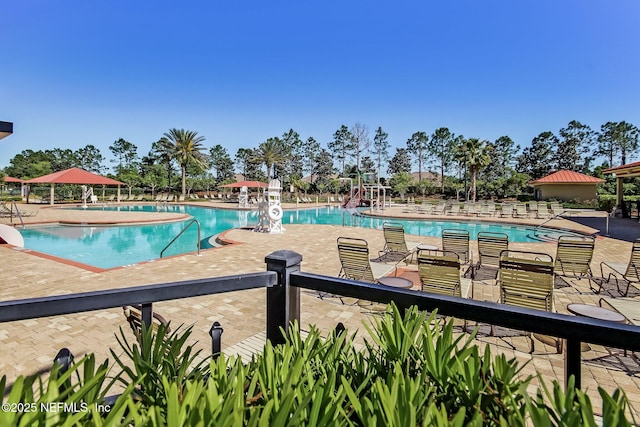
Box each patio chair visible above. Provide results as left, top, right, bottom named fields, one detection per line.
left=417, top=249, right=473, bottom=330
left=465, top=203, right=478, bottom=217
left=513, top=203, right=528, bottom=218
left=554, top=235, right=595, bottom=286
left=500, top=203, right=514, bottom=218
left=475, top=232, right=509, bottom=276
left=550, top=202, right=564, bottom=217
left=378, top=222, right=420, bottom=264
left=478, top=202, right=495, bottom=217
left=599, top=238, right=640, bottom=296
left=599, top=297, right=640, bottom=326
left=536, top=201, right=551, bottom=219
left=447, top=203, right=460, bottom=216
left=417, top=204, right=433, bottom=215
left=433, top=202, right=447, bottom=215
left=442, top=229, right=472, bottom=276
left=123, top=304, right=171, bottom=345
left=417, top=250, right=472, bottom=299
left=327, top=237, right=398, bottom=309
left=496, top=250, right=562, bottom=353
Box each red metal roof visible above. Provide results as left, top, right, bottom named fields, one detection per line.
left=25, top=168, right=123, bottom=185
left=602, top=161, right=640, bottom=178
left=220, top=180, right=269, bottom=188
left=529, top=170, right=604, bottom=185
left=2, top=176, right=23, bottom=183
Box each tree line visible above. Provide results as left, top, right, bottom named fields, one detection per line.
left=2, top=120, right=638, bottom=200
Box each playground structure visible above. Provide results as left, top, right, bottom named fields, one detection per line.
left=254, top=179, right=284, bottom=234
left=341, top=173, right=390, bottom=211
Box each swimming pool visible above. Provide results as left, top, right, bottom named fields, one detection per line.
left=19, top=205, right=579, bottom=269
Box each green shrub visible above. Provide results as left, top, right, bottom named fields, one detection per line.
left=1, top=304, right=635, bottom=426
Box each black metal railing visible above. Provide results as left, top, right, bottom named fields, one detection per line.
left=1, top=250, right=640, bottom=391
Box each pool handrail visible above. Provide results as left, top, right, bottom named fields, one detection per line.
left=160, top=218, right=201, bottom=258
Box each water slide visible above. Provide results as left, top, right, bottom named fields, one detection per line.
left=0, top=224, right=24, bottom=247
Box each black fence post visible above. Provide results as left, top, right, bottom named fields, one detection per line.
left=265, top=250, right=302, bottom=345
left=564, top=338, right=582, bottom=389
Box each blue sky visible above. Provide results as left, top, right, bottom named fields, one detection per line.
left=1, top=0, right=639, bottom=173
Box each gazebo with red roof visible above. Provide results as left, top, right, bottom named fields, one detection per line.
left=25, top=168, right=124, bottom=205
left=529, top=170, right=604, bottom=202
left=602, top=161, right=640, bottom=217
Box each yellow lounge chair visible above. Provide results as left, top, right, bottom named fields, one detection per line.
left=378, top=222, right=420, bottom=264
left=329, top=237, right=398, bottom=309
left=496, top=250, right=562, bottom=353
left=554, top=235, right=595, bottom=288
left=417, top=249, right=473, bottom=330
left=417, top=250, right=472, bottom=299
left=475, top=232, right=509, bottom=276
left=442, top=229, right=472, bottom=276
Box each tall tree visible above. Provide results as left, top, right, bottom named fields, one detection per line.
left=45, top=148, right=79, bottom=172
left=349, top=123, right=370, bottom=178
left=245, top=148, right=268, bottom=181
left=281, top=129, right=304, bottom=182
left=75, top=144, right=105, bottom=173
left=406, top=131, right=429, bottom=182
left=303, top=137, right=322, bottom=182
left=597, top=121, right=640, bottom=166
left=313, top=149, right=334, bottom=187
left=482, top=136, right=519, bottom=186
left=254, top=137, right=289, bottom=180
left=158, top=129, right=207, bottom=196
left=109, top=138, right=138, bottom=175
left=427, top=127, right=457, bottom=193
left=372, top=126, right=390, bottom=184
left=5, top=150, right=52, bottom=178
left=235, top=148, right=252, bottom=179
left=388, top=147, right=412, bottom=175
left=555, top=120, right=595, bottom=172
left=149, top=140, right=175, bottom=191
left=327, top=125, right=353, bottom=177
left=515, top=132, right=556, bottom=179
left=360, top=156, right=375, bottom=175
left=456, top=138, right=491, bottom=202
left=209, top=145, right=235, bottom=182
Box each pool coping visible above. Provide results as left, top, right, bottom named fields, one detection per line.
left=2, top=203, right=602, bottom=273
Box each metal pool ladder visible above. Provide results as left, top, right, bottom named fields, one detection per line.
left=160, top=219, right=201, bottom=258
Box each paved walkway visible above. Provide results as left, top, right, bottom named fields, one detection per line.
left=1, top=201, right=639, bottom=418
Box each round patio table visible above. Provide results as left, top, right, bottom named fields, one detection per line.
left=567, top=303, right=626, bottom=351
left=417, top=244, right=438, bottom=253
left=567, top=304, right=626, bottom=323
left=377, top=276, right=414, bottom=289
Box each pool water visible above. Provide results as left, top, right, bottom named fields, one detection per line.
left=19, top=205, right=579, bottom=269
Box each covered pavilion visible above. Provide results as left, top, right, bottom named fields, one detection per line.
left=1, top=176, right=25, bottom=197
left=220, top=181, right=269, bottom=208
left=603, top=161, right=640, bottom=217
left=24, top=168, right=124, bottom=205
left=220, top=180, right=269, bottom=189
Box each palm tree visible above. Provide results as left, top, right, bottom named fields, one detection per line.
left=253, top=137, right=289, bottom=180
left=455, top=138, right=491, bottom=202
left=158, top=129, right=207, bottom=196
